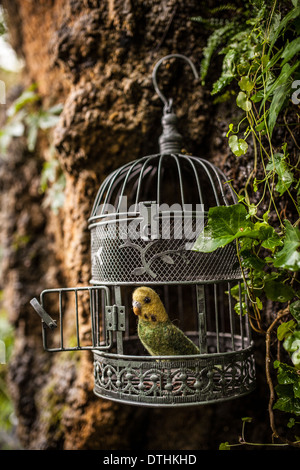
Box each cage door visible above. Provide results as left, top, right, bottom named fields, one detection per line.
left=30, top=285, right=118, bottom=353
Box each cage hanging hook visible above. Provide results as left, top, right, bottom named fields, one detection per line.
left=152, top=53, right=199, bottom=113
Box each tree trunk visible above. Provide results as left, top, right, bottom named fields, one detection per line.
left=0, top=0, right=273, bottom=450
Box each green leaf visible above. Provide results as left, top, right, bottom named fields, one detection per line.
left=264, top=280, right=295, bottom=302
left=260, top=62, right=300, bottom=113
left=270, top=6, right=300, bottom=50
left=219, top=442, right=231, bottom=450
left=266, top=153, right=294, bottom=195
left=40, top=159, right=60, bottom=192
left=228, top=135, right=248, bottom=157
left=256, top=297, right=263, bottom=310
left=267, top=80, right=291, bottom=137
left=281, top=37, right=300, bottom=66
left=236, top=91, right=252, bottom=111
left=273, top=395, right=300, bottom=415
left=200, top=22, right=237, bottom=84
left=283, top=331, right=300, bottom=367
left=25, top=113, right=40, bottom=151
left=273, top=221, right=300, bottom=270
left=7, top=85, right=39, bottom=117
left=294, top=380, right=300, bottom=397
left=238, top=76, right=254, bottom=92
left=193, top=204, right=282, bottom=254
left=240, top=249, right=265, bottom=271
left=235, top=301, right=248, bottom=316
left=268, top=12, right=282, bottom=43
left=211, top=49, right=236, bottom=95
left=277, top=320, right=297, bottom=341
left=287, top=418, right=296, bottom=428
left=46, top=103, right=64, bottom=115
left=38, top=111, right=61, bottom=130
left=258, top=225, right=282, bottom=251
left=193, top=204, right=251, bottom=253
left=276, top=362, right=299, bottom=384
left=241, top=416, right=253, bottom=423
left=290, top=301, right=300, bottom=324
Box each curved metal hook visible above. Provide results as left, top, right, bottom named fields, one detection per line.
left=152, top=53, right=199, bottom=113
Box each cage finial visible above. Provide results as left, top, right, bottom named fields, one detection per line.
left=159, top=109, right=182, bottom=154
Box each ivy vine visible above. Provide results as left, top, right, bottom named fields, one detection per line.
left=193, top=0, right=300, bottom=447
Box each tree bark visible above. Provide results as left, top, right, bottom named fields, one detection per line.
left=0, top=0, right=275, bottom=450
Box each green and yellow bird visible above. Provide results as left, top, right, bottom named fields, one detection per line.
left=132, top=286, right=200, bottom=356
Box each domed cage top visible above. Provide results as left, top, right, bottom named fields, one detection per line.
left=88, top=152, right=241, bottom=285
left=30, top=54, right=256, bottom=407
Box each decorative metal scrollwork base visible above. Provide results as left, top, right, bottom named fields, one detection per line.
left=93, top=344, right=256, bottom=407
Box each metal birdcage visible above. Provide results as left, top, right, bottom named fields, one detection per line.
left=30, top=54, right=256, bottom=407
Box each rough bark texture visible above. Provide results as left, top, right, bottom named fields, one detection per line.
left=0, top=0, right=280, bottom=450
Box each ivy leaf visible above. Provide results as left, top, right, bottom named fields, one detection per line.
left=274, top=361, right=300, bottom=412
left=273, top=393, right=300, bottom=415
left=256, top=224, right=282, bottom=251
left=193, top=204, right=282, bottom=254
left=290, top=301, right=300, bottom=324
left=193, top=204, right=252, bottom=253
left=264, top=280, right=295, bottom=302
left=277, top=320, right=297, bottom=341
left=240, top=249, right=265, bottom=271
left=234, top=301, right=247, bottom=316
left=274, top=361, right=298, bottom=384
left=228, top=135, right=248, bottom=157
left=273, top=220, right=300, bottom=270
left=294, top=381, right=300, bottom=398
left=266, top=153, right=294, bottom=195
left=283, top=330, right=300, bottom=368
left=236, top=91, right=252, bottom=111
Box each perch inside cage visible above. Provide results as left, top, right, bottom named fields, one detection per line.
left=30, top=54, right=256, bottom=407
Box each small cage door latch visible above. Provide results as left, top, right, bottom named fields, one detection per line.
left=105, top=305, right=125, bottom=332
left=30, top=298, right=57, bottom=330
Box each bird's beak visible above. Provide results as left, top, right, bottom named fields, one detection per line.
left=132, top=300, right=141, bottom=316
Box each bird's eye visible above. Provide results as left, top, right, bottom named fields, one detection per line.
left=144, top=297, right=151, bottom=303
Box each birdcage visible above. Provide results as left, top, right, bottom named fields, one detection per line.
left=30, top=54, right=256, bottom=407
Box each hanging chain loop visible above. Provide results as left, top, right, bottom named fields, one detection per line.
left=152, top=53, right=199, bottom=113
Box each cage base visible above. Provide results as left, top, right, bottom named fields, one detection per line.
left=93, top=345, right=256, bottom=407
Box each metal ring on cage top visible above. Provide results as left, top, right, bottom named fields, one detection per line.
left=152, top=53, right=199, bottom=113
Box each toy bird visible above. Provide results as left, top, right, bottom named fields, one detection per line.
left=132, top=286, right=199, bottom=356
